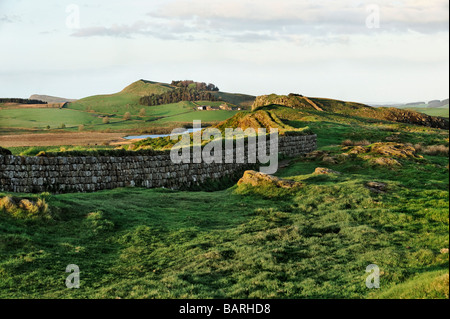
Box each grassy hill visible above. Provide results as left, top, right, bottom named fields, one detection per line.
left=253, top=94, right=449, bottom=130
left=0, top=80, right=248, bottom=135
left=403, top=107, right=449, bottom=118
left=68, top=79, right=254, bottom=116
left=29, top=95, right=77, bottom=103
left=1, top=105, right=448, bottom=298
left=67, top=80, right=173, bottom=116
left=212, top=91, right=255, bottom=109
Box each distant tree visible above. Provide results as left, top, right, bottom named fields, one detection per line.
left=123, top=112, right=131, bottom=120
left=102, top=116, right=110, bottom=124
left=46, top=125, right=50, bottom=130
left=0, top=98, right=47, bottom=104
left=60, top=123, right=66, bottom=129
left=139, top=87, right=220, bottom=106
left=139, top=108, right=146, bottom=117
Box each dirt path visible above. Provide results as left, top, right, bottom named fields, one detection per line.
left=0, top=132, right=133, bottom=147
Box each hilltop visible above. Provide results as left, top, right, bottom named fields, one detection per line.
left=68, top=79, right=255, bottom=115
left=29, top=94, right=77, bottom=104
left=253, top=94, right=449, bottom=130
left=120, top=79, right=174, bottom=96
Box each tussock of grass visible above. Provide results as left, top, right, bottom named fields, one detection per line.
left=373, top=270, right=449, bottom=299
left=341, top=139, right=371, bottom=147
left=414, top=144, right=449, bottom=156
left=0, top=194, right=51, bottom=219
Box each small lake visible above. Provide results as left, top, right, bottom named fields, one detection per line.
left=123, top=128, right=202, bottom=140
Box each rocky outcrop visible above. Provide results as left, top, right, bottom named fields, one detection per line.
left=365, top=181, right=388, bottom=193
left=314, top=167, right=341, bottom=175
left=383, top=108, right=449, bottom=130
left=252, top=94, right=322, bottom=111
left=251, top=94, right=449, bottom=130
left=370, top=142, right=418, bottom=158
left=237, top=170, right=302, bottom=188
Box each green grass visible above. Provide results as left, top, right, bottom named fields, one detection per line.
left=152, top=110, right=238, bottom=124
left=372, top=270, right=448, bottom=299
left=0, top=100, right=238, bottom=134
left=212, top=91, right=255, bottom=108
left=0, top=113, right=448, bottom=299
left=0, top=108, right=106, bottom=130
left=405, top=107, right=449, bottom=118
left=7, top=145, right=117, bottom=156
left=67, top=92, right=143, bottom=116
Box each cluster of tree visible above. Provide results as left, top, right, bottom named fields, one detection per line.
left=0, top=98, right=47, bottom=104
left=139, top=88, right=220, bottom=106
left=171, top=80, right=219, bottom=92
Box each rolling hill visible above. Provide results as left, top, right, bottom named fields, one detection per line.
left=252, top=94, right=449, bottom=130
left=29, top=94, right=77, bottom=103
left=372, top=99, right=449, bottom=119
left=68, top=79, right=255, bottom=116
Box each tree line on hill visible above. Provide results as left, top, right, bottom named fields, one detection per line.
left=0, top=98, right=47, bottom=104
left=139, top=87, right=220, bottom=106
left=171, top=80, right=219, bottom=91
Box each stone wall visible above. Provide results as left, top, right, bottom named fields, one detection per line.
left=0, top=134, right=316, bottom=193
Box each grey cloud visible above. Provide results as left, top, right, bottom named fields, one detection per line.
left=69, top=0, right=449, bottom=44
left=145, top=0, right=449, bottom=40
left=0, top=14, right=21, bottom=23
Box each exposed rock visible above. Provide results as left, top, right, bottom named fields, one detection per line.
left=365, top=182, right=388, bottom=193
left=384, top=108, right=449, bottom=130
left=314, top=167, right=341, bottom=175
left=348, top=146, right=369, bottom=155
left=370, top=142, right=417, bottom=158
left=440, top=248, right=449, bottom=254
left=385, top=134, right=401, bottom=142
left=371, top=157, right=401, bottom=167
left=305, top=150, right=329, bottom=160
left=322, top=156, right=338, bottom=164
left=237, top=170, right=302, bottom=188
left=252, top=94, right=323, bottom=111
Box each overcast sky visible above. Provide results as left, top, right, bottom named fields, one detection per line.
left=0, top=0, right=448, bottom=103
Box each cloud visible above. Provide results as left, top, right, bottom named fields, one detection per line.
left=0, top=14, right=21, bottom=24
left=148, top=0, right=449, bottom=36
left=70, top=0, right=449, bottom=43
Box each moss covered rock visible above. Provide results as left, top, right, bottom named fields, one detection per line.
left=237, top=170, right=302, bottom=189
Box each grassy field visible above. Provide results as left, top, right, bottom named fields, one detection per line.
left=0, top=108, right=105, bottom=129
left=0, top=113, right=448, bottom=299
left=0, top=80, right=247, bottom=136
left=0, top=101, right=237, bottom=134
left=404, top=107, right=449, bottom=118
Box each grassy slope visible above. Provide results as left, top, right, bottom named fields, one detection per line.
left=212, top=91, right=256, bottom=109
left=404, top=107, right=449, bottom=118
left=0, top=107, right=448, bottom=299
left=0, top=108, right=104, bottom=129
left=0, top=81, right=246, bottom=135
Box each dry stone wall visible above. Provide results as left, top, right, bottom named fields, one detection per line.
left=0, top=134, right=316, bottom=193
